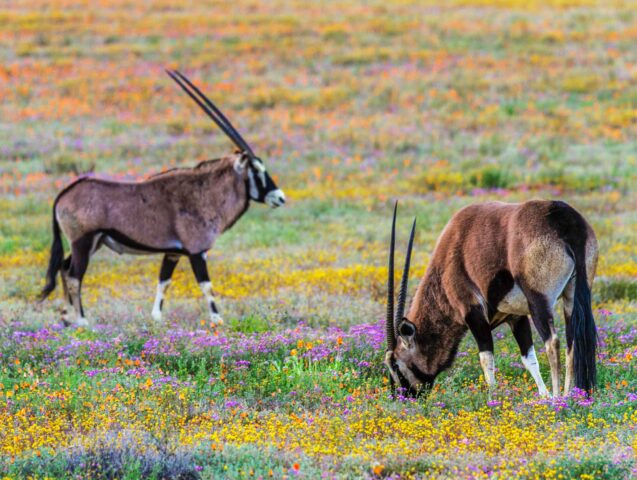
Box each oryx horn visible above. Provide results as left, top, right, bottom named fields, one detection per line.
left=395, top=217, right=416, bottom=330
left=386, top=201, right=398, bottom=351
left=166, top=69, right=254, bottom=156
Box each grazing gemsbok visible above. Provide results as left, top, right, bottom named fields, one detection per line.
left=384, top=200, right=598, bottom=398
left=39, top=70, right=286, bottom=326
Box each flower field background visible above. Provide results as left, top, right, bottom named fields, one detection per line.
left=1, top=0, right=637, bottom=478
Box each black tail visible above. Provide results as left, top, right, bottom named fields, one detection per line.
left=571, top=257, right=597, bottom=392
left=39, top=206, right=64, bottom=301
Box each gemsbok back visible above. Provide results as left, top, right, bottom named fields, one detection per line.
left=384, top=200, right=598, bottom=398
left=39, top=70, right=286, bottom=327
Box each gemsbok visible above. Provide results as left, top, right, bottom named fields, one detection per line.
left=39, top=70, right=286, bottom=327
left=384, top=200, right=598, bottom=398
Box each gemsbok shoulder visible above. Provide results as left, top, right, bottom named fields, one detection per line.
left=384, top=200, right=598, bottom=398
left=39, top=70, right=286, bottom=327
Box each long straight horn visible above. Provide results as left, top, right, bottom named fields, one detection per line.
left=172, top=70, right=255, bottom=156
left=166, top=70, right=251, bottom=155
left=386, top=201, right=398, bottom=351
left=395, top=217, right=416, bottom=329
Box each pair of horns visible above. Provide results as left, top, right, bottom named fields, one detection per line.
left=386, top=201, right=416, bottom=351
left=166, top=69, right=255, bottom=157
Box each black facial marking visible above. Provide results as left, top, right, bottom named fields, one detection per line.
left=411, top=365, right=435, bottom=391
left=390, top=357, right=411, bottom=392
left=247, top=161, right=279, bottom=203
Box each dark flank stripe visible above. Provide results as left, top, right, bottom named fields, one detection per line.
left=100, top=229, right=187, bottom=255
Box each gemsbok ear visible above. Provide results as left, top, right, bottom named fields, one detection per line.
left=398, top=319, right=416, bottom=348
left=233, top=154, right=249, bottom=173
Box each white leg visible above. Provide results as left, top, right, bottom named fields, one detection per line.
left=545, top=333, right=561, bottom=397
left=151, top=280, right=170, bottom=322
left=564, top=346, right=574, bottom=395
left=479, top=351, right=496, bottom=388
left=67, top=277, right=89, bottom=327
left=522, top=346, right=550, bottom=397
left=562, top=279, right=575, bottom=395
left=199, top=281, right=223, bottom=325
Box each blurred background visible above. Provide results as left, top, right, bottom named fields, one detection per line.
left=0, top=0, right=635, bottom=324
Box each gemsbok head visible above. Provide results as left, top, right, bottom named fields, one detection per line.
left=384, top=200, right=598, bottom=398
left=39, top=70, right=285, bottom=327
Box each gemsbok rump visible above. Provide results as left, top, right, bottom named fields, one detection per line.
left=39, top=70, right=286, bottom=326
left=384, top=200, right=598, bottom=398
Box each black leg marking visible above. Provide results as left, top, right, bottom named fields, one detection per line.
left=466, top=305, right=496, bottom=388
left=188, top=253, right=210, bottom=283
left=520, top=283, right=560, bottom=396
left=508, top=315, right=533, bottom=356
left=189, top=253, right=222, bottom=323
left=159, top=255, right=180, bottom=283
left=465, top=305, right=493, bottom=353
left=209, top=301, right=218, bottom=314
left=69, top=234, right=94, bottom=323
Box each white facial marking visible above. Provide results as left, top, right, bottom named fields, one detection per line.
left=253, top=158, right=265, bottom=171
left=151, top=280, right=171, bottom=322
left=396, top=358, right=420, bottom=387
left=479, top=351, right=497, bottom=388
left=265, top=189, right=286, bottom=208
left=522, top=346, right=549, bottom=397
left=247, top=169, right=259, bottom=199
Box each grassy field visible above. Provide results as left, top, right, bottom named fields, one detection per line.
left=1, top=0, right=637, bottom=478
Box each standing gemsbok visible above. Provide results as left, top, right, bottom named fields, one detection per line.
left=39, top=70, right=286, bottom=326
left=384, top=200, right=598, bottom=398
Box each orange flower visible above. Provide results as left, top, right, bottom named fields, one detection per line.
left=292, top=463, right=300, bottom=471
left=372, top=464, right=384, bottom=476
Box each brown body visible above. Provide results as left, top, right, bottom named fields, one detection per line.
left=386, top=200, right=598, bottom=397
left=56, top=156, right=248, bottom=255
left=41, top=151, right=284, bottom=327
